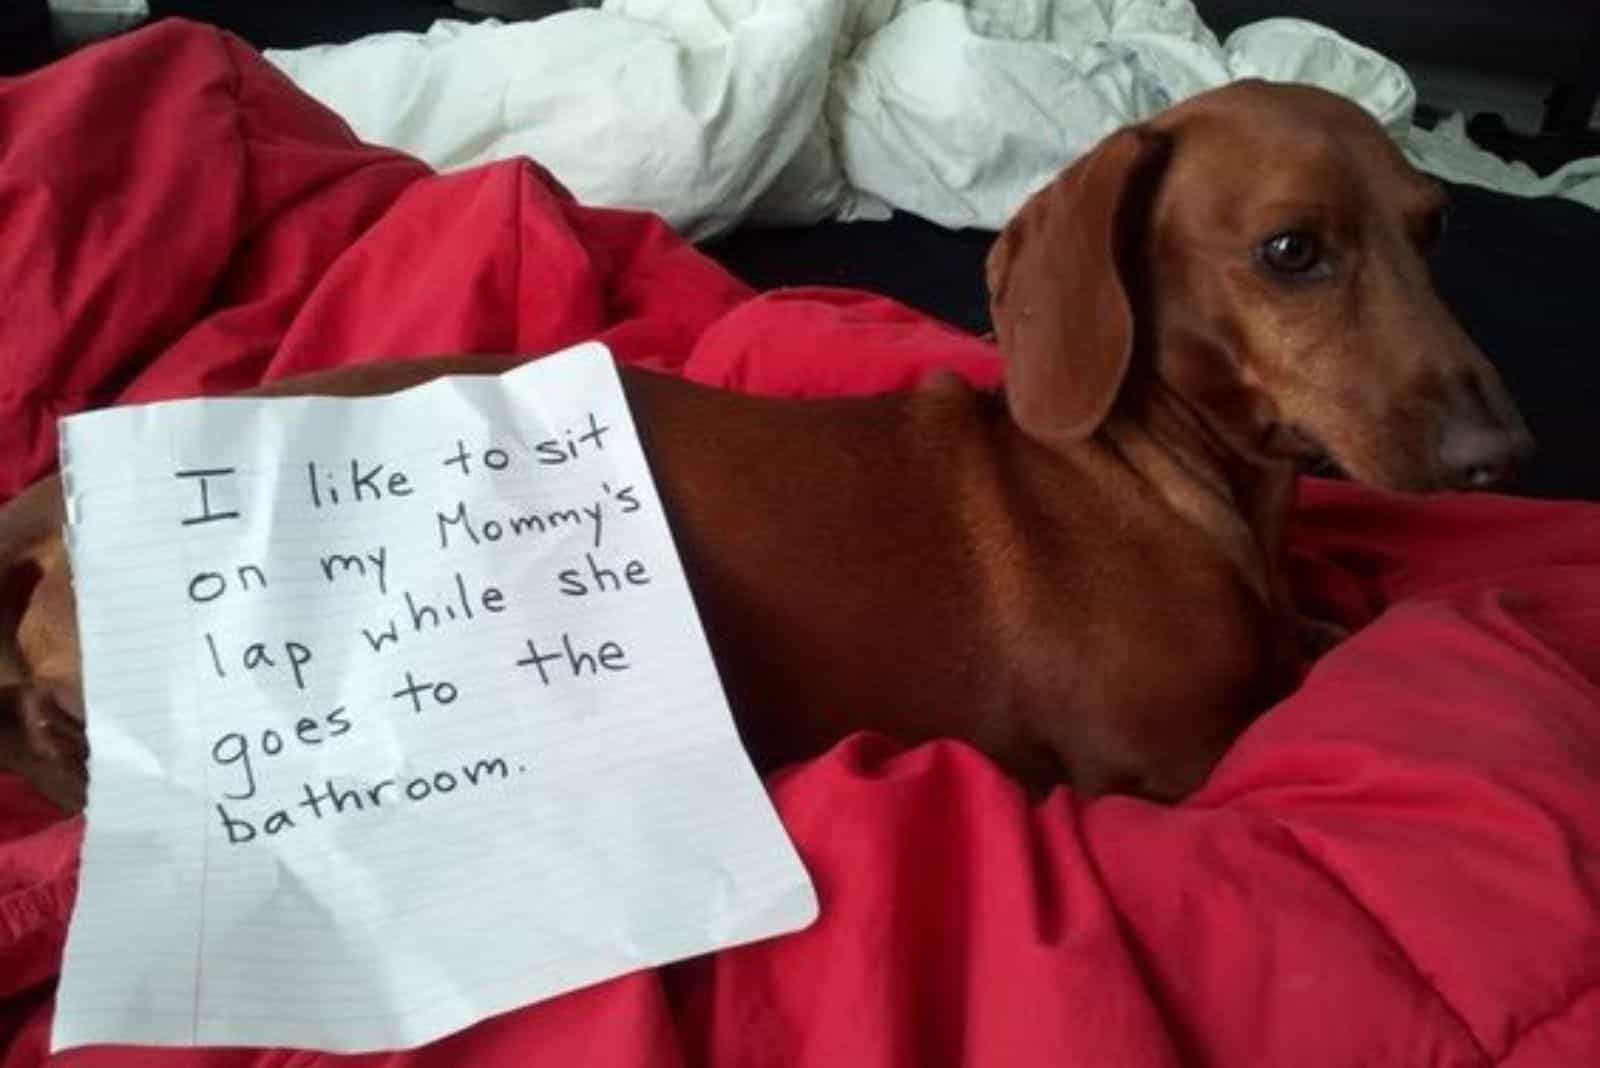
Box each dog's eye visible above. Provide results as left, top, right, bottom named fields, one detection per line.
left=1258, top=231, right=1323, bottom=276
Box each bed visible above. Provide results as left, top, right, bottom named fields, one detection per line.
left=2, top=15, right=1599, bottom=1068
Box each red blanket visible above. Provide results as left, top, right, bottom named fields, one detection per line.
left=4, top=22, right=1599, bottom=1068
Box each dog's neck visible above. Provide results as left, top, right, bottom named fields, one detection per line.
left=1099, top=378, right=1285, bottom=607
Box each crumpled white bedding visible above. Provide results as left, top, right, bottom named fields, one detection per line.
left=1406, top=114, right=1600, bottom=213
left=265, top=0, right=1600, bottom=241
left=48, top=0, right=147, bottom=45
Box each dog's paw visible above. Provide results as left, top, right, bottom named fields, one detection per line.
left=1, top=683, right=87, bottom=812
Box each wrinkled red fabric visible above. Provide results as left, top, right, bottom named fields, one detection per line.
left=3, top=21, right=1598, bottom=1068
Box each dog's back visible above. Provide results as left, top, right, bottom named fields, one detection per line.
left=622, top=367, right=1276, bottom=798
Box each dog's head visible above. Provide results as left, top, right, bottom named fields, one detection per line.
left=988, top=80, right=1533, bottom=492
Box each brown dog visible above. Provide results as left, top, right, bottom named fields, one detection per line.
left=0, top=81, right=1531, bottom=812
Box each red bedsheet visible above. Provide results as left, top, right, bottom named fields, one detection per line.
left=3, top=22, right=1599, bottom=1068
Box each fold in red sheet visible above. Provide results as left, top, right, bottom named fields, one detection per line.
left=3, top=21, right=1599, bottom=1068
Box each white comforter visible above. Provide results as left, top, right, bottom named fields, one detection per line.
left=266, top=0, right=1600, bottom=241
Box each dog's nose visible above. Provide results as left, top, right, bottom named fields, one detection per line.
left=1438, top=422, right=1535, bottom=490
left=1437, top=368, right=1535, bottom=490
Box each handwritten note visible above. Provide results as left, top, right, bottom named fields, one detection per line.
left=51, top=343, right=817, bottom=1053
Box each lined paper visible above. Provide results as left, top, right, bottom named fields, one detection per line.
left=51, top=342, right=816, bottom=1053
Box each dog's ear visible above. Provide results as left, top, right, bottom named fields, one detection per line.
left=987, top=127, right=1171, bottom=445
